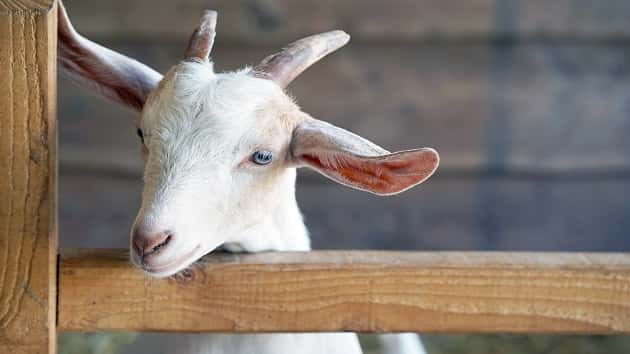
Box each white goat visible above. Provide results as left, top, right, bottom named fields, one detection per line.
left=59, top=3, right=439, bottom=354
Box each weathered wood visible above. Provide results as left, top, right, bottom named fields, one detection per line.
left=0, top=1, right=57, bottom=354
left=300, top=178, right=630, bottom=252
left=58, top=249, right=630, bottom=333
left=59, top=42, right=630, bottom=174
left=58, top=173, right=630, bottom=252
left=60, top=0, right=493, bottom=42
left=60, top=0, right=630, bottom=42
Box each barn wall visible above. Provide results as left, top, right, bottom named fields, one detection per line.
left=59, top=0, right=630, bottom=251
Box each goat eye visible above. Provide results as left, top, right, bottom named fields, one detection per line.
left=136, top=128, right=144, bottom=143
left=252, top=150, right=273, bottom=165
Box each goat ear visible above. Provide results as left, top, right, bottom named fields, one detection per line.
left=291, top=120, right=439, bottom=195
left=58, top=0, right=162, bottom=112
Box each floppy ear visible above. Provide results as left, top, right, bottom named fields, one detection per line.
left=58, top=0, right=162, bottom=112
left=291, top=120, right=439, bottom=195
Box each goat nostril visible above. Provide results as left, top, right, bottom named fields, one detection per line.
left=132, top=230, right=173, bottom=260
left=142, top=232, right=172, bottom=257
left=150, top=234, right=172, bottom=253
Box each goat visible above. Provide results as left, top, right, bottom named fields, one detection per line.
left=58, top=2, right=439, bottom=354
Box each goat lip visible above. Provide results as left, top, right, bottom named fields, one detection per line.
left=141, top=245, right=201, bottom=276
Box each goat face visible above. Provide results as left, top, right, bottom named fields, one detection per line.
left=58, top=4, right=440, bottom=277
left=130, top=66, right=303, bottom=276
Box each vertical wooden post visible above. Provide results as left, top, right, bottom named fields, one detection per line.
left=0, top=1, right=57, bottom=354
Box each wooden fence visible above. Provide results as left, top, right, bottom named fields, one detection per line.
left=59, top=250, right=630, bottom=334
left=1, top=2, right=630, bottom=354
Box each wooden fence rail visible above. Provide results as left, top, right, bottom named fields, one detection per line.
left=59, top=249, right=630, bottom=334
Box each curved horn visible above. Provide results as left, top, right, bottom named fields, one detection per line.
left=252, top=30, right=350, bottom=88
left=58, top=0, right=162, bottom=112
left=184, top=10, right=218, bottom=62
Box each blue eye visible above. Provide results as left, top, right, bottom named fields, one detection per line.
left=252, top=150, right=273, bottom=165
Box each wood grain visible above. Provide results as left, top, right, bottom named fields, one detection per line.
left=58, top=249, right=630, bottom=334
left=59, top=0, right=493, bottom=42
left=59, top=0, right=630, bottom=42
left=0, top=1, right=57, bottom=354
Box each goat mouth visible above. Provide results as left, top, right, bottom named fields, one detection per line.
left=140, top=245, right=202, bottom=277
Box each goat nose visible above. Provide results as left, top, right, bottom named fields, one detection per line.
left=132, top=229, right=173, bottom=260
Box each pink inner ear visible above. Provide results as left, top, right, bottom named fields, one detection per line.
left=301, top=148, right=439, bottom=195
left=57, top=1, right=162, bottom=112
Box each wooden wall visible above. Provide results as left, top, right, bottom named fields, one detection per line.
left=59, top=0, right=630, bottom=252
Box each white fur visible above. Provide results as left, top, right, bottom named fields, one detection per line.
left=59, top=4, right=431, bottom=350
left=133, top=63, right=308, bottom=274
left=128, top=61, right=427, bottom=354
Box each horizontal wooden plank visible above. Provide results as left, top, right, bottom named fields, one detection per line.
left=58, top=249, right=630, bottom=333
left=61, top=0, right=630, bottom=42
left=59, top=173, right=630, bottom=252
left=59, top=42, right=630, bottom=174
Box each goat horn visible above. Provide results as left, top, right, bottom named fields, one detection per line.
left=251, top=30, right=350, bottom=88
left=185, top=10, right=218, bottom=62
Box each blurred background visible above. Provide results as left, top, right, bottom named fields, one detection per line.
left=58, top=0, right=630, bottom=353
